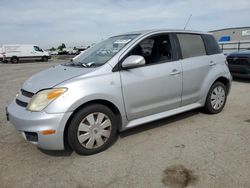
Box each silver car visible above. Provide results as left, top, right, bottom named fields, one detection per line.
left=6, top=30, right=232, bottom=155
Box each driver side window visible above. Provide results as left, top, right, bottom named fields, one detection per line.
left=129, top=34, right=173, bottom=65
left=34, top=46, right=43, bottom=52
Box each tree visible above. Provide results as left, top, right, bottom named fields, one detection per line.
left=58, top=43, right=66, bottom=51
left=50, top=47, right=56, bottom=51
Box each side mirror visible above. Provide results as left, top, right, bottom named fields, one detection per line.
left=121, top=55, right=145, bottom=69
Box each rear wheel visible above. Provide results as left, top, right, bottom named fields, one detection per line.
left=67, top=104, right=118, bottom=155
left=204, top=82, right=227, bottom=114
left=11, top=57, right=19, bottom=63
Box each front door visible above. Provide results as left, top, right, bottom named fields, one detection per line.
left=120, top=34, right=182, bottom=120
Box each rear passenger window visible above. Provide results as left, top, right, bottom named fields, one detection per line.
left=177, top=34, right=206, bottom=58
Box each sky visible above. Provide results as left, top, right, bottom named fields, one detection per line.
left=0, top=0, right=250, bottom=49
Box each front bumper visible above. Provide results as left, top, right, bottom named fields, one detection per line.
left=231, top=72, right=250, bottom=79
left=6, top=100, right=72, bottom=150
left=229, top=65, right=250, bottom=79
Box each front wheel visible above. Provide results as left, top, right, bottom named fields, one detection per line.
left=67, top=104, right=118, bottom=155
left=42, top=56, right=48, bottom=62
left=204, top=82, right=227, bottom=114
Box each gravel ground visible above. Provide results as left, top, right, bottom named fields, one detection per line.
left=0, top=59, right=250, bottom=188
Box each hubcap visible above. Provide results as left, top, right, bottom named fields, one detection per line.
left=77, top=112, right=112, bottom=149
left=210, top=86, right=225, bottom=110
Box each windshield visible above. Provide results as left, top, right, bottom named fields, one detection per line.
left=70, top=34, right=138, bottom=67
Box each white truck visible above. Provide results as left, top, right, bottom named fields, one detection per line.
left=0, top=44, right=51, bottom=63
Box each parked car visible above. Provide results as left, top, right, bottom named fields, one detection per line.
left=6, top=30, right=232, bottom=155
left=227, top=50, right=250, bottom=79
left=57, top=50, right=69, bottom=55
left=1, top=44, right=51, bottom=63
left=49, top=50, right=59, bottom=55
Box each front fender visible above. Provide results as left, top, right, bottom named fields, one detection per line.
left=44, top=72, right=126, bottom=117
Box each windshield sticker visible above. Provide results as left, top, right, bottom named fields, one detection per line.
left=114, top=39, right=131, bottom=44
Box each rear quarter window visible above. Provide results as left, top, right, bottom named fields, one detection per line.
left=202, top=34, right=221, bottom=55
left=177, top=34, right=206, bottom=58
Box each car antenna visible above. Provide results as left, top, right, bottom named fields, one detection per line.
left=184, top=14, right=192, bottom=30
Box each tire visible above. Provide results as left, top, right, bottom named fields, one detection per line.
left=67, top=104, right=118, bottom=155
left=42, top=56, right=48, bottom=62
left=204, top=82, right=227, bottom=114
left=11, top=57, right=19, bottom=63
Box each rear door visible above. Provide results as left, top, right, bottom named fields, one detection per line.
left=176, top=33, right=211, bottom=106
left=21, top=45, right=33, bottom=59
left=120, top=33, right=182, bottom=120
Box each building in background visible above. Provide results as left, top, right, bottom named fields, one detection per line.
left=210, top=26, right=250, bottom=54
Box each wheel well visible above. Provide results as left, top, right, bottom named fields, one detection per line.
left=11, top=56, right=18, bottom=60
left=213, top=77, right=230, bottom=94
left=63, top=99, right=122, bottom=149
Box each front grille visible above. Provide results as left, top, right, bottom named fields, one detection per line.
left=16, top=99, right=28, bottom=107
left=21, top=89, right=34, bottom=98
left=227, top=57, right=250, bottom=66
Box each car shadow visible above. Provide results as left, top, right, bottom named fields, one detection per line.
left=39, top=109, right=200, bottom=157
left=38, top=147, right=73, bottom=157
left=119, top=109, right=200, bottom=138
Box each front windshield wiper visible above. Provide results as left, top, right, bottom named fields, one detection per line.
left=79, top=61, right=103, bottom=68
left=65, top=60, right=101, bottom=68
left=82, top=62, right=95, bottom=67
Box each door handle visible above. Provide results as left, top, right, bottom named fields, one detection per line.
left=170, top=69, right=181, bottom=76
left=209, top=61, right=216, bottom=66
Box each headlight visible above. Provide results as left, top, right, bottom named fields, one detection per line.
left=27, top=88, right=67, bottom=112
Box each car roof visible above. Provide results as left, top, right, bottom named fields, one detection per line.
left=116, top=29, right=211, bottom=36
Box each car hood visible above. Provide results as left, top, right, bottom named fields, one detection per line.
left=22, top=64, right=95, bottom=93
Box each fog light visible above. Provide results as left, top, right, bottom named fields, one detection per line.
left=24, top=132, right=38, bottom=142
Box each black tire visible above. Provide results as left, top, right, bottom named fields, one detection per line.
left=204, top=82, right=227, bottom=114
left=11, top=57, right=19, bottom=63
left=67, top=104, right=118, bottom=155
left=42, top=56, right=48, bottom=62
